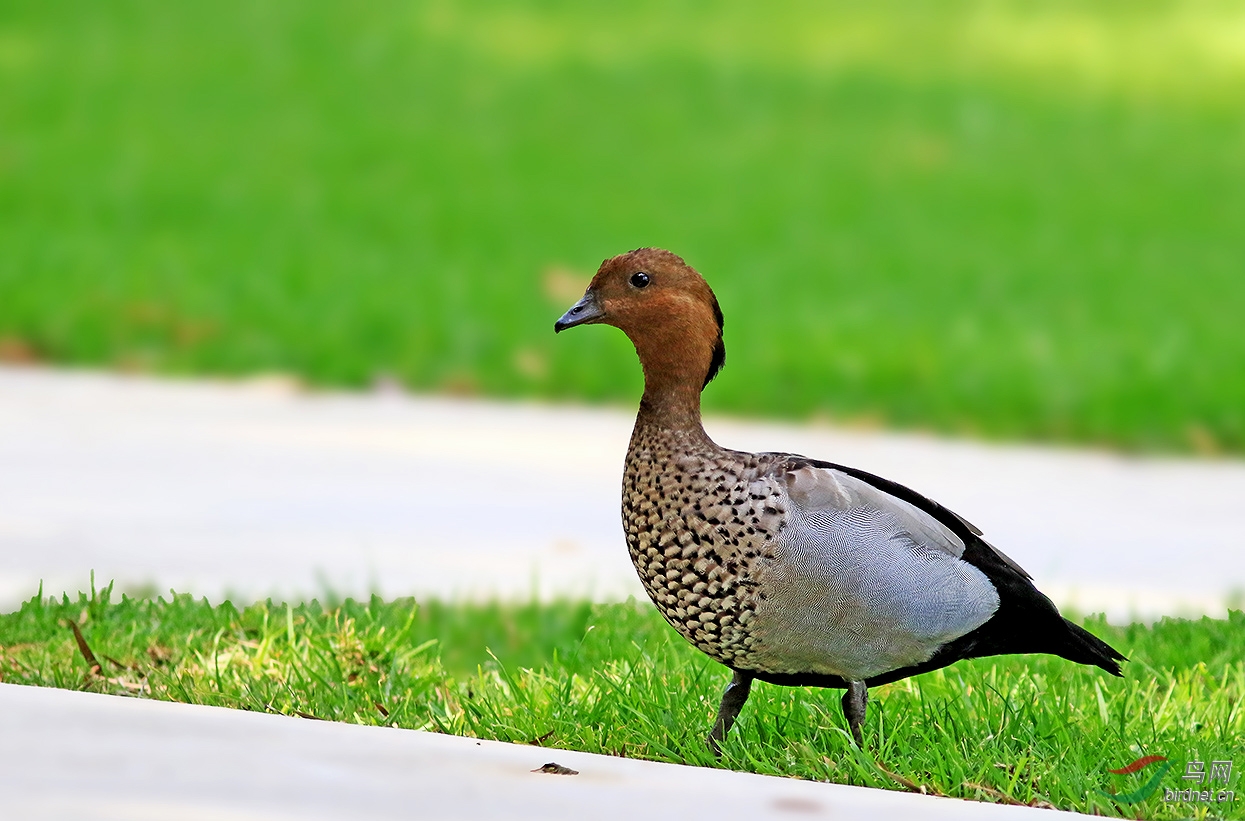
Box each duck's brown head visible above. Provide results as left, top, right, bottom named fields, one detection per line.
left=554, top=248, right=725, bottom=398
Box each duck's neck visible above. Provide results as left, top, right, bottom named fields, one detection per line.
left=634, top=381, right=716, bottom=451
left=627, top=310, right=721, bottom=448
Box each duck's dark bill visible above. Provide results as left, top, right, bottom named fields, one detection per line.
left=554, top=291, right=605, bottom=332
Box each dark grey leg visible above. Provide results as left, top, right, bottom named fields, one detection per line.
left=841, top=680, right=868, bottom=747
left=707, top=670, right=754, bottom=756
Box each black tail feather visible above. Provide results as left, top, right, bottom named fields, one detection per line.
left=1059, top=618, right=1126, bottom=676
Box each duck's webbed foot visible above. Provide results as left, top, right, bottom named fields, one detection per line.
left=707, top=670, right=754, bottom=757
left=841, top=680, right=868, bottom=747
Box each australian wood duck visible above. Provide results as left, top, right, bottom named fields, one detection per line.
left=554, top=247, right=1125, bottom=752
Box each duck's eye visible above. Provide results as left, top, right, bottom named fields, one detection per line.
left=630, top=272, right=651, bottom=288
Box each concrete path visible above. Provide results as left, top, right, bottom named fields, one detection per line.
left=2, top=366, right=1242, bottom=620
left=0, top=683, right=1083, bottom=820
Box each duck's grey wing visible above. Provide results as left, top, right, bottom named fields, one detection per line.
left=750, top=459, right=1125, bottom=687
left=795, top=458, right=1033, bottom=580
left=742, top=464, right=1001, bottom=681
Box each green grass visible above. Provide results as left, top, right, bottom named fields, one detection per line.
left=1, top=1, right=1243, bottom=453
left=2, top=584, right=1242, bottom=818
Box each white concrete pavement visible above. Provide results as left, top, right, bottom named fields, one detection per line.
left=2, top=365, right=1242, bottom=620
left=0, top=683, right=1085, bottom=821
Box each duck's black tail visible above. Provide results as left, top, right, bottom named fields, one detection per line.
left=1058, top=618, right=1126, bottom=676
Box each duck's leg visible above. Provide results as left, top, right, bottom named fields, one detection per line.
left=707, top=670, right=754, bottom=756
left=841, top=680, right=868, bottom=746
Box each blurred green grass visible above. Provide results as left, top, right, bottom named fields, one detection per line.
left=1, top=0, right=1243, bottom=452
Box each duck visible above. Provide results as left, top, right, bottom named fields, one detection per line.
left=554, top=248, right=1126, bottom=753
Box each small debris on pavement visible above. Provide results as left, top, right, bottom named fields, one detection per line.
left=532, top=762, right=579, bottom=776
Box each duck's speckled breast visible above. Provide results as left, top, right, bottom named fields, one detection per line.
left=621, top=424, right=788, bottom=670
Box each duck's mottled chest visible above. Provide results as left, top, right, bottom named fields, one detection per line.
left=622, top=426, right=787, bottom=668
